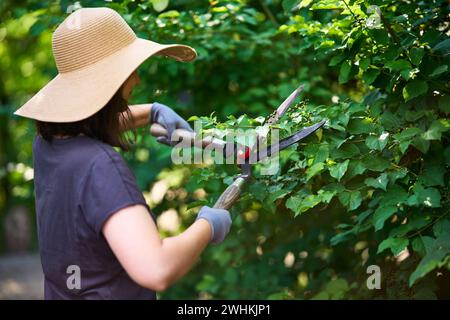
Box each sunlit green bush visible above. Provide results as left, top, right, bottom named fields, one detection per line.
left=1, top=0, right=448, bottom=299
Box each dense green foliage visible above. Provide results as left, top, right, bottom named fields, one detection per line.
left=0, top=0, right=448, bottom=299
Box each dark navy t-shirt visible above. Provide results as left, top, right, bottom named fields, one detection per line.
left=32, top=135, right=156, bottom=300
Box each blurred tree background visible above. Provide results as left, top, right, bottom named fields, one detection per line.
left=0, top=0, right=449, bottom=299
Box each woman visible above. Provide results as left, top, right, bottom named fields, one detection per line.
left=14, top=7, right=232, bottom=299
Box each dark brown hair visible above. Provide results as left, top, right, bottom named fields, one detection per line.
left=36, top=88, right=134, bottom=150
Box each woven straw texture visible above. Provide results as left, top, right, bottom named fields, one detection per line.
left=15, top=7, right=197, bottom=122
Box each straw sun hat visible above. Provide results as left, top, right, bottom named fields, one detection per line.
left=14, top=7, right=197, bottom=122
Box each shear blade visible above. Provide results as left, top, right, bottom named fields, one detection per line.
left=254, top=120, right=326, bottom=162
left=266, top=84, right=304, bottom=125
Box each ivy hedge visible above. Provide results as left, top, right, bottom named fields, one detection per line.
left=1, top=0, right=448, bottom=299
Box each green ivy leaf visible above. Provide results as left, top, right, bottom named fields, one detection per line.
left=347, top=118, right=376, bottom=134
left=405, top=110, right=426, bottom=122
left=30, top=21, right=47, bottom=37
left=387, top=167, right=408, bottom=184
left=264, top=187, right=291, bottom=213
left=389, top=215, right=429, bottom=238
left=373, top=205, right=397, bottom=231
left=282, top=0, right=300, bottom=12
left=188, top=115, right=200, bottom=122
left=422, top=119, right=449, bottom=141
left=347, top=160, right=367, bottom=179
left=369, top=28, right=390, bottom=45
left=394, top=127, right=423, bottom=153
left=330, top=229, right=355, bottom=246
left=248, top=182, right=268, bottom=202
left=407, top=184, right=441, bottom=208
left=412, top=236, right=434, bottom=257
left=386, top=59, right=411, bottom=72
left=432, top=219, right=450, bottom=238
left=381, top=185, right=409, bottom=207
left=306, top=162, right=325, bottom=181
left=400, top=67, right=418, bottom=81
left=363, top=68, right=380, bottom=85
left=359, top=57, right=371, bottom=71
left=431, top=39, right=450, bottom=56
left=338, top=191, right=362, bottom=211
left=348, top=102, right=366, bottom=114
left=365, top=132, right=389, bottom=151
left=322, top=183, right=345, bottom=194
left=412, top=136, right=430, bottom=153
left=266, top=188, right=290, bottom=203
left=339, top=60, right=352, bottom=84
left=365, top=173, right=388, bottom=191
left=151, top=0, right=169, bottom=12
left=318, top=189, right=336, bottom=203
left=298, top=0, right=313, bottom=9
left=402, top=80, right=428, bottom=101
left=297, top=194, right=321, bottom=214
left=314, top=144, right=330, bottom=164
left=286, top=193, right=322, bottom=216
left=158, top=10, right=180, bottom=18
left=311, top=0, right=343, bottom=10
left=419, top=162, right=445, bottom=187
left=429, top=64, right=448, bottom=78
left=329, top=53, right=346, bottom=66
left=285, top=195, right=302, bottom=214
left=356, top=209, right=373, bottom=224
left=377, top=237, right=409, bottom=256
left=329, top=160, right=349, bottom=182
left=363, top=156, right=391, bottom=172
left=409, top=233, right=450, bottom=286
left=379, top=45, right=400, bottom=64
left=331, top=143, right=361, bottom=159
left=438, top=95, right=450, bottom=114
left=380, top=111, right=402, bottom=130
left=366, top=136, right=379, bottom=150
left=409, top=47, right=425, bottom=66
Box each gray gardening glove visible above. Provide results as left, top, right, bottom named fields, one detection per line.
left=149, top=102, right=193, bottom=146
left=196, top=206, right=232, bottom=244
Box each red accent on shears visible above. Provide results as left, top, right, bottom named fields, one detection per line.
left=237, top=146, right=251, bottom=159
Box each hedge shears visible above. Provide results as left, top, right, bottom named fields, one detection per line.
left=150, top=85, right=325, bottom=210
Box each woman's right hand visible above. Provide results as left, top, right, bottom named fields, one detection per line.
left=149, top=102, right=193, bottom=145
left=196, top=206, right=232, bottom=244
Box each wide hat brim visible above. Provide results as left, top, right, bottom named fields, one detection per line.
left=14, top=38, right=197, bottom=122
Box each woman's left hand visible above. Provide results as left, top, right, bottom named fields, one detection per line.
left=150, top=102, right=193, bottom=145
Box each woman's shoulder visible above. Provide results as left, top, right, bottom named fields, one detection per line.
left=81, top=138, right=139, bottom=198
left=80, top=137, right=126, bottom=168
left=34, top=134, right=126, bottom=169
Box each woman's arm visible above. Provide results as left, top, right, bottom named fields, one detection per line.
left=102, top=204, right=219, bottom=292
left=121, top=103, right=193, bottom=142
left=121, top=104, right=152, bottom=130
